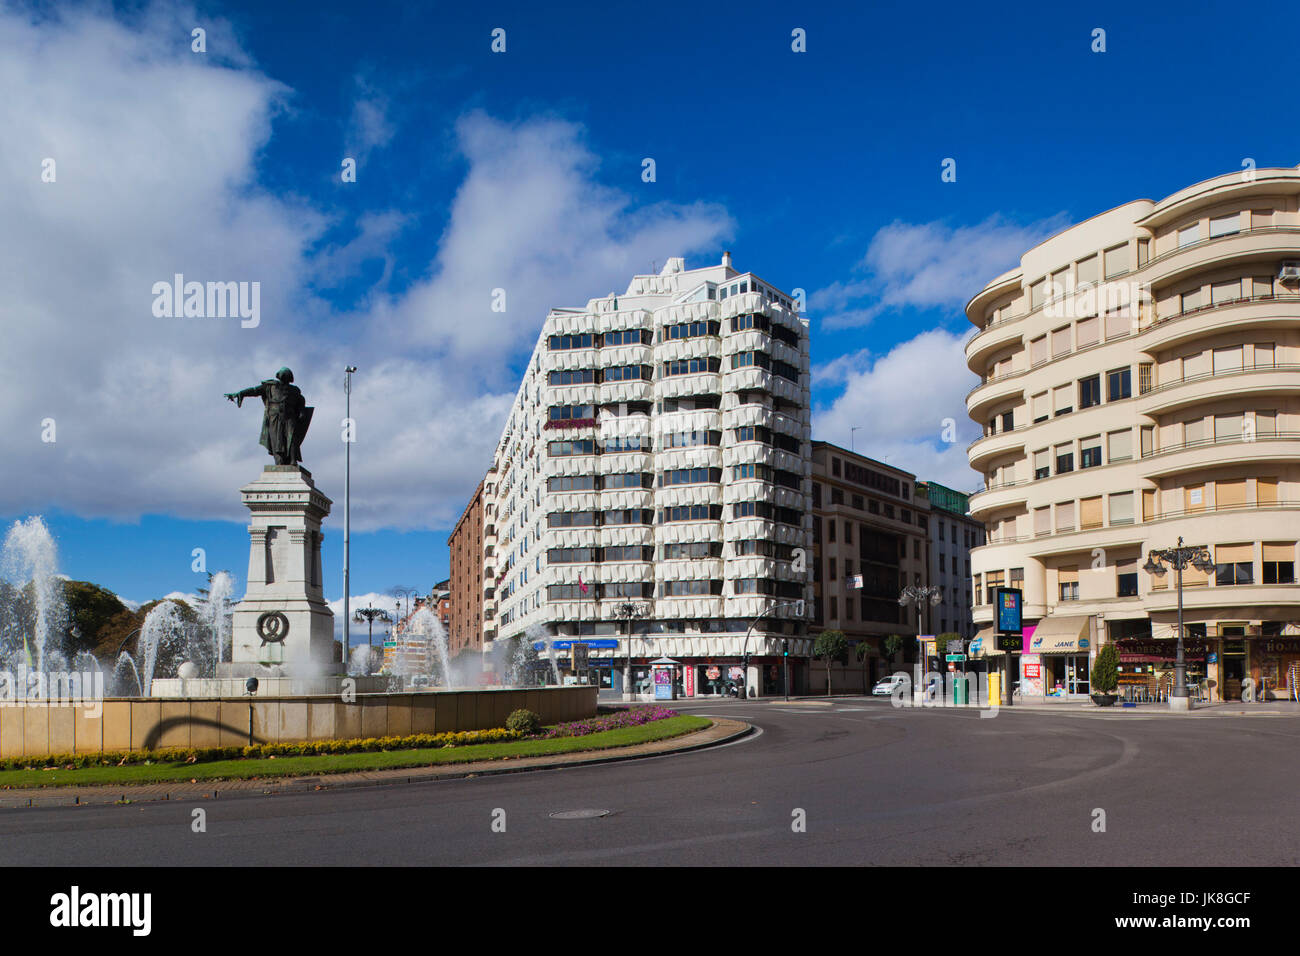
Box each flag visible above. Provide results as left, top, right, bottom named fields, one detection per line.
left=579, top=573, right=588, bottom=594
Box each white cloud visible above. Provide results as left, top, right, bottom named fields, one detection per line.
left=814, top=214, right=1071, bottom=329
left=0, top=7, right=733, bottom=535
left=344, top=74, right=394, bottom=165
left=813, top=329, right=984, bottom=493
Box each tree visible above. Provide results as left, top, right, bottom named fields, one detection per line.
left=1091, top=641, right=1120, bottom=694
left=855, top=639, right=875, bottom=695
left=813, top=630, right=849, bottom=696
left=882, top=634, right=904, bottom=668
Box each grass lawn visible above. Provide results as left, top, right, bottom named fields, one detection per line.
left=0, top=715, right=713, bottom=789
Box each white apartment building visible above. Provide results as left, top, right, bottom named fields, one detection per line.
left=479, top=254, right=812, bottom=697
left=965, top=166, right=1300, bottom=702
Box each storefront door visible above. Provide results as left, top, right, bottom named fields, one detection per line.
left=1065, top=655, right=1090, bottom=696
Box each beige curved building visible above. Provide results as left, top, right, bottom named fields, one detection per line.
left=965, top=167, right=1300, bottom=702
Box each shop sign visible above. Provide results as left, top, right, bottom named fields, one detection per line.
left=1029, top=635, right=1089, bottom=653
left=685, top=666, right=694, bottom=696
left=1118, top=638, right=1211, bottom=659
left=706, top=666, right=721, bottom=680
left=1025, top=663, right=1042, bottom=678
left=995, top=588, right=1023, bottom=633
left=728, top=666, right=744, bottom=680
left=1260, top=639, right=1300, bottom=654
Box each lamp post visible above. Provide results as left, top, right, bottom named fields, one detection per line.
left=899, top=585, right=943, bottom=698
left=742, top=599, right=805, bottom=699
left=615, top=601, right=651, bottom=701
left=390, top=586, right=418, bottom=622
left=1143, top=536, right=1213, bottom=710
left=343, top=366, right=357, bottom=670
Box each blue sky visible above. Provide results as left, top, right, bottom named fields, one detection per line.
left=2, top=0, right=1296, bottom=610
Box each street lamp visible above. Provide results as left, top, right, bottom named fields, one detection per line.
left=742, top=599, right=805, bottom=699
left=390, top=586, right=419, bottom=621
left=899, top=585, right=943, bottom=695
left=615, top=600, right=651, bottom=701
left=1143, top=536, right=1213, bottom=710
left=343, top=366, right=357, bottom=669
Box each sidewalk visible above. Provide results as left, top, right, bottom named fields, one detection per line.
left=0, top=718, right=751, bottom=811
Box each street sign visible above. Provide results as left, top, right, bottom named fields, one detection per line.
left=946, top=654, right=966, bottom=662
left=946, top=639, right=965, bottom=654
left=847, top=575, right=863, bottom=590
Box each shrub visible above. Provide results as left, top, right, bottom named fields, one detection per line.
left=1091, top=642, right=1120, bottom=694
left=505, top=709, right=543, bottom=735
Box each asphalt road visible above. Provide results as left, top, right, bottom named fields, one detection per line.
left=3, top=699, right=1299, bottom=866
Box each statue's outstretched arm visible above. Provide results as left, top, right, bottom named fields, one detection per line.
left=224, top=384, right=262, bottom=408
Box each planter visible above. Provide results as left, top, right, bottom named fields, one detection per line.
left=1090, top=693, right=1119, bottom=707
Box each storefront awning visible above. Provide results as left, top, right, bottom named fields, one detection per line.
left=1024, top=615, right=1090, bottom=654
left=968, top=628, right=1002, bottom=659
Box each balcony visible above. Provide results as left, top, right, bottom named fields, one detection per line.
left=1143, top=226, right=1300, bottom=284
left=1136, top=363, right=1300, bottom=416
left=965, top=314, right=1026, bottom=370
left=966, top=371, right=1026, bottom=419
left=1141, top=292, right=1300, bottom=352
left=968, top=426, right=1029, bottom=470
left=1138, top=431, right=1300, bottom=479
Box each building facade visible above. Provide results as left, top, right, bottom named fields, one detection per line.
left=478, top=254, right=812, bottom=696
left=447, top=484, right=484, bottom=658
left=916, top=481, right=983, bottom=643
left=965, top=166, right=1300, bottom=701
left=808, top=442, right=930, bottom=688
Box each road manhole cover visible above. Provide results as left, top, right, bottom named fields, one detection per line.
left=549, top=809, right=612, bottom=820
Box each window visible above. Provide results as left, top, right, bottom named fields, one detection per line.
left=1177, top=223, right=1200, bottom=249
left=661, top=320, right=718, bottom=341
left=1211, top=280, right=1241, bottom=306
left=548, top=439, right=595, bottom=457
left=1059, top=567, right=1079, bottom=601
left=1079, top=375, right=1101, bottom=409
left=1117, top=559, right=1138, bottom=597
left=844, top=522, right=853, bottom=544
left=1081, top=436, right=1102, bottom=469
left=1215, top=545, right=1253, bottom=586
left=547, top=474, right=598, bottom=492
left=1031, top=336, right=1048, bottom=366
left=1208, top=213, right=1240, bottom=238
left=606, top=472, right=653, bottom=489
left=661, top=504, right=720, bottom=523
left=1076, top=316, right=1099, bottom=348
left=605, top=328, right=652, bottom=346
left=663, top=467, right=719, bottom=486
left=1051, top=326, right=1071, bottom=357
left=1138, top=363, right=1153, bottom=394
left=1103, top=244, right=1131, bottom=278
left=1263, top=544, right=1295, bottom=584
left=548, top=368, right=597, bottom=386
left=1056, top=501, right=1075, bottom=533
left=1109, top=492, right=1134, bottom=525
left=1106, top=367, right=1131, bottom=401
left=730, top=350, right=770, bottom=370
left=1181, top=288, right=1202, bottom=313
left=985, top=570, right=1004, bottom=606
left=1216, top=479, right=1246, bottom=510
left=549, top=333, right=597, bottom=350
left=731, top=313, right=770, bottom=333
left=663, top=542, right=720, bottom=560
left=1055, top=443, right=1074, bottom=475
left=549, top=404, right=595, bottom=422
left=603, top=364, right=652, bottom=382
left=1054, top=384, right=1072, bottom=417
left=1077, top=255, right=1099, bottom=285
left=1033, top=448, right=1049, bottom=479
left=1107, top=429, right=1132, bottom=462
left=661, top=579, right=722, bottom=597
left=663, top=357, right=720, bottom=376
left=1034, top=506, right=1051, bottom=536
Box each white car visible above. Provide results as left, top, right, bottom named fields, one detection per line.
left=872, top=675, right=907, bottom=696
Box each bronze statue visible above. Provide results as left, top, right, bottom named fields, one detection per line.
left=225, top=367, right=314, bottom=465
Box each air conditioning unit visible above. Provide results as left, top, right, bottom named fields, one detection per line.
left=1278, top=261, right=1300, bottom=284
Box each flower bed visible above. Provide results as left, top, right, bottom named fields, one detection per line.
left=539, top=705, right=677, bottom=739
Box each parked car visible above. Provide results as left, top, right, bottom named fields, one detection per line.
left=872, top=674, right=907, bottom=696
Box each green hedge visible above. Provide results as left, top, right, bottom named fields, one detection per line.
left=0, top=727, right=526, bottom=771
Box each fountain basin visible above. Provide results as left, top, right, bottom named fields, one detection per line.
left=0, top=686, right=598, bottom=759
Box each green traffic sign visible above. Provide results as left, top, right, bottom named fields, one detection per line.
left=945, top=654, right=966, bottom=662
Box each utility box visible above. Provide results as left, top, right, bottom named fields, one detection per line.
left=988, top=672, right=1001, bottom=704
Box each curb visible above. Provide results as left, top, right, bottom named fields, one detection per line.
left=0, top=718, right=753, bottom=810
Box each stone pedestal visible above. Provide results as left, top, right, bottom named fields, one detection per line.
left=227, top=465, right=338, bottom=677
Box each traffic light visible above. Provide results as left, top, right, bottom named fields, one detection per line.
left=782, top=639, right=789, bottom=657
